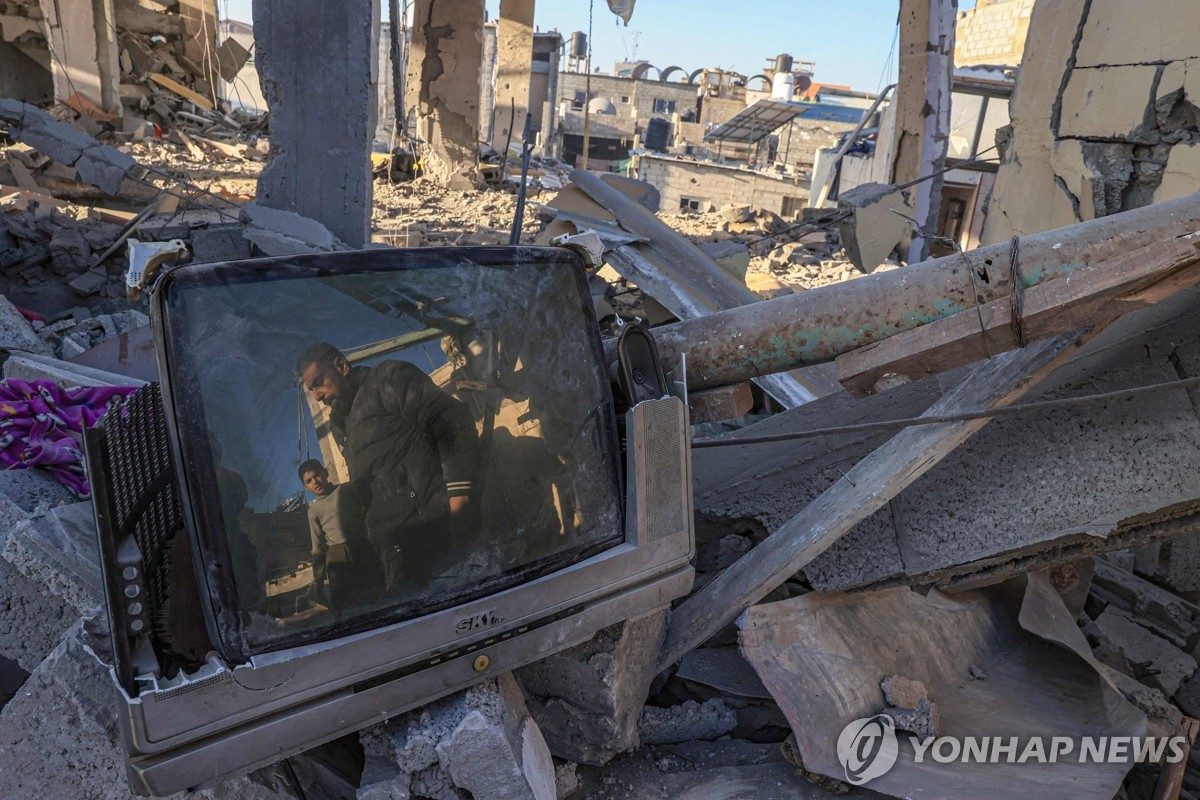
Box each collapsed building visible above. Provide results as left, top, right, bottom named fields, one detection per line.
left=5, top=1, right=1200, bottom=799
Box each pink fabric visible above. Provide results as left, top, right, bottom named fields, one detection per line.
left=0, top=379, right=137, bottom=497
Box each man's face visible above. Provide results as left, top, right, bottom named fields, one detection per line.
left=302, top=468, right=333, bottom=496
left=300, top=357, right=349, bottom=407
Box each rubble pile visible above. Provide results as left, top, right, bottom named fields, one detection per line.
left=659, top=203, right=894, bottom=301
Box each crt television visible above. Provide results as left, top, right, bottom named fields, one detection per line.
left=83, top=246, right=695, bottom=795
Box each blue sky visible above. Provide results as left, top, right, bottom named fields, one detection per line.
left=221, top=1, right=978, bottom=93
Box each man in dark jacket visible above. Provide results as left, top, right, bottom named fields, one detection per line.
left=297, top=342, right=478, bottom=596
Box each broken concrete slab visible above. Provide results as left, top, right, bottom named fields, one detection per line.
left=836, top=182, right=913, bottom=273
left=358, top=672, right=555, bottom=800
left=637, top=699, right=737, bottom=745
left=192, top=225, right=253, bottom=264
left=0, top=101, right=95, bottom=167
left=4, top=353, right=145, bottom=388
left=516, top=610, right=667, bottom=764
left=0, top=502, right=104, bottom=614
left=0, top=294, right=53, bottom=355
left=1095, top=607, right=1198, bottom=697
left=75, top=145, right=137, bottom=196
left=739, top=575, right=1145, bottom=800
left=240, top=202, right=350, bottom=256
left=0, top=620, right=306, bottom=800
left=67, top=268, right=109, bottom=297
left=695, top=287, right=1200, bottom=597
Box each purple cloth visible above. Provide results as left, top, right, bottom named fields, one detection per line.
left=0, top=379, right=137, bottom=497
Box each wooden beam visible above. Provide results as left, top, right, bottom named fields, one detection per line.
left=836, top=235, right=1200, bottom=395
left=149, top=73, right=215, bottom=111
left=659, top=330, right=1090, bottom=670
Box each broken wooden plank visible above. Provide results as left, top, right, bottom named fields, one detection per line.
left=148, top=73, right=214, bottom=111
left=195, top=136, right=245, bottom=160
left=836, top=235, right=1200, bottom=395
left=659, top=331, right=1087, bottom=670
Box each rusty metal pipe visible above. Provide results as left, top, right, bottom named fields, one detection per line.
left=634, top=192, right=1200, bottom=391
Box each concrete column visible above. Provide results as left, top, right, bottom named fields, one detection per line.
left=38, top=0, right=121, bottom=114
left=889, top=0, right=957, bottom=264
left=253, top=0, right=378, bottom=249
left=490, top=0, right=535, bottom=155
left=407, top=0, right=485, bottom=189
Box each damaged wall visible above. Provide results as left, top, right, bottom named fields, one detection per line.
left=954, top=0, right=1035, bottom=68
left=982, top=0, right=1200, bottom=244
left=635, top=154, right=809, bottom=217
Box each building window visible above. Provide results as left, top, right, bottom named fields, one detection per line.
left=653, top=98, right=677, bottom=115
left=620, top=96, right=630, bottom=104
left=679, top=196, right=703, bottom=213
left=781, top=196, right=806, bottom=219
left=572, top=90, right=586, bottom=110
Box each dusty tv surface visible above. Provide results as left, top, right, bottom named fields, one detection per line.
left=84, top=246, right=695, bottom=795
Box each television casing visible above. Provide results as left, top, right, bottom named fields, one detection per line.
left=85, top=247, right=695, bottom=795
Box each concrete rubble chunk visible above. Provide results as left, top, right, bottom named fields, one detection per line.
left=1095, top=607, right=1198, bottom=697
left=637, top=698, right=738, bottom=745
left=358, top=673, right=555, bottom=800
left=515, top=609, right=668, bottom=764
left=75, top=145, right=137, bottom=196
left=241, top=202, right=350, bottom=256
left=67, top=268, right=109, bottom=298
left=882, top=697, right=940, bottom=741
left=192, top=225, right=253, bottom=264
left=0, top=502, right=104, bottom=614
left=0, top=98, right=29, bottom=129
left=3, top=353, right=143, bottom=388
left=0, top=620, right=301, bottom=800
left=0, top=294, right=53, bottom=356
left=880, top=675, right=928, bottom=709
left=3, top=101, right=97, bottom=168
left=835, top=181, right=914, bottom=273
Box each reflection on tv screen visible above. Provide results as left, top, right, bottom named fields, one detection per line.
left=164, top=254, right=622, bottom=655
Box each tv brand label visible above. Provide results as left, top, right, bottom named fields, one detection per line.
left=835, top=716, right=1189, bottom=786
left=456, top=609, right=504, bottom=635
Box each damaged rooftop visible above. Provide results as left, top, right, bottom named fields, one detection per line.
left=5, top=0, right=1200, bottom=799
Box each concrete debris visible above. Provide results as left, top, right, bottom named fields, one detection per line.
left=739, top=575, right=1146, bottom=800
left=516, top=611, right=668, bottom=765
left=637, top=699, right=738, bottom=745
left=0, top=501, right=104, bottom=614
left=0, top=293, right=52, bottom=355
left=835, top=182, right=914, bottom=274
left=240, top=202, right=349, bottom=256
left=0, top=618, right=328, bottom=799
left=879, top=675, right=928, bottom=709
left=357, top=673, right=555, bottom=800
left=1094, top=607, right=1198, bottom=697
left=881, top=697, right=940, bottom=741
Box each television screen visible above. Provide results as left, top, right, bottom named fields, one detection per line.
left=157, top=248, right=623, bottom=659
